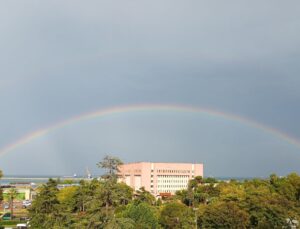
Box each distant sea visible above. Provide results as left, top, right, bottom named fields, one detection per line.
left=0, top=175, right=263, bottom=185
left=0, top=175, right=93, bottom=185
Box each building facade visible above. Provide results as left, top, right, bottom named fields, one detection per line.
left=2, top=185, right=34, bottom=200
left=118, top=162, right=203, bottom=196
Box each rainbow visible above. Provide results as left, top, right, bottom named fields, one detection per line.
left=0, top=104, right=299, bottom=157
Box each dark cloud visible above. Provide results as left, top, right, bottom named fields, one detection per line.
left=0, top=1, right=300, bottom=176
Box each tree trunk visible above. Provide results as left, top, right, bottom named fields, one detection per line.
left=106, top=202, right=108, bottom=218
left=10, top=198, right=13, bottom=219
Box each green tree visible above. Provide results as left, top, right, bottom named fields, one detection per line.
left=115, top=182, right=133, bottom=206
left=159, top=202, right=195, bottom=229
left=243, top=180, right=293, bottom=228
left=218, top=182, right=246, bottom=202
left=134, top=187, right=155, bottom=205
left=73, top=179, right=98, bottom=212
left=270, top=173, right=300, bottom=201
left=286, top=173, right=300, bottom=201
left=177, top=176, right=203, bottom=207
left=73, top=157, right=130, bottom=228
left=81, top=181, right=118, bottom=228
left=57, top=186, right=78, bottom=212
left=81, top=178, right=132, bottom=228
left=26, top=169, right=300, bottom=228
left=29, top=179, right=71, bottom=228
left=122, top=202, right=159, bottom=229
left=97, top=155, right=123, bottom=180
left=72, top=179, right=99, bottom=213
left=93, top=155, right=126, bottom=221
left=199, top=201, right=249, bottom=229
left=203, top=177, right=218, bottom=184
left=7, top=188, right=18, bottom=219
left=104, top=217, right=135, bottom=229
left=176, top=179, right=220, bottom=207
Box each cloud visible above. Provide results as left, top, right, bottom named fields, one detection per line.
left=0, top=0, right=300, bottom=176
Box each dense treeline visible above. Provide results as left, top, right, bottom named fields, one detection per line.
left=1, top=159, right=300, bottom=228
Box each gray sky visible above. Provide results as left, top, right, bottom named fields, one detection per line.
left=0, top=1, right=300, bottom=177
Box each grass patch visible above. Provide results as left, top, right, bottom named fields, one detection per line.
left=0, top=220, right=26, bottom=226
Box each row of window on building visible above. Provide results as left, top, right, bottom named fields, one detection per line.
left=123, top=169, right=141, bottom=174
left=156, top=175, right=190, bottom=178
left=157, top=180, right=188, bottom=183
left=153, top=169, right=193, bottom=174
left=156, top=185, right=188, bottom=188
left=157, top=190, right=179, bottom=193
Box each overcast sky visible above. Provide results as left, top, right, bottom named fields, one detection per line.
left=0, top=1, right=300, bottom=177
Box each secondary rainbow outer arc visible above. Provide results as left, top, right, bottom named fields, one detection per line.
left=0, top=104, right=300, bottom=157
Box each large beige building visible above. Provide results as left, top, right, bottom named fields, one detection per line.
left=118, top=162, right=203, bottom=196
